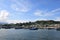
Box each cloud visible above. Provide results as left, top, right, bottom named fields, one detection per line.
left=33, top=18, right=48, bottom=22
left=34, top=8, right=60, bottom=17
left=0, top=10, right=9, bottom=22
left=55, top=17, right=60, bottom=21
left=48, top=8, right=60, bottom=16
left=34, top=10, right=43, bottom=16
left=34, top=10, right=51, bottom=16
left=0, top=10, right=29, bottom=24
left=11, top=4, right=28, bottom=12
left=7, top=20, right=29, bottom=24
left=11, top=0, right=31, bottom=12
left=50, top=8, right=60, bottom=13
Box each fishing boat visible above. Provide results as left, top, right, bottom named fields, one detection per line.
left=48, top=28, right=54, bottom=30
left=29, top=27, right=38, bottom=30
left=56, top=28, right=60, bottom=31
left=15, top=27, right=23, bottom=29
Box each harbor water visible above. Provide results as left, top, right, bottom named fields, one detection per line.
left=0, top=29, right=60, bottom=40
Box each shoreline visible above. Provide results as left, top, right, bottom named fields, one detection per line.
left=0, top=26, right=59, bottom=29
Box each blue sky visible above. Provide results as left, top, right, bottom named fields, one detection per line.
left=0, top=0, right=60, bottom=23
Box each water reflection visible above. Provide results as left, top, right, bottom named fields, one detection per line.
left=0, top=29, right=60, bottom=40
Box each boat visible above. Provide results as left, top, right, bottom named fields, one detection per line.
left=29, top=27, right=38, bottom=30
left=56, top=28, right=60, bottom=31
left=48, top=28, right=54, bottom=30
left=15, top=27, right=23, bottom=29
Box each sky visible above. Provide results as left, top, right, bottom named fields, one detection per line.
left=0, top=0, right=60, bottom=24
